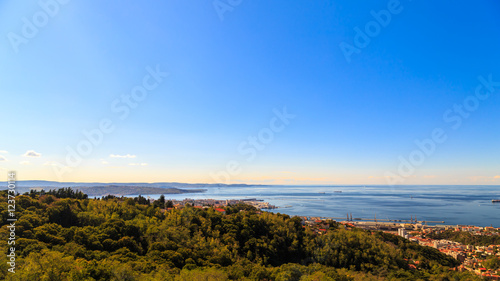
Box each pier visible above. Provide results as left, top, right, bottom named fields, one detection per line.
left=309, top=213, right=445, bottom=224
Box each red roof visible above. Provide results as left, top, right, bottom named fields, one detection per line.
left=215, top=208, right=225, bottom=213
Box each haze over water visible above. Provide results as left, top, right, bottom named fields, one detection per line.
left=143, top=185, right=500, bottom=227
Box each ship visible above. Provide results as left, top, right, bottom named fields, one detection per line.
left=492, top=199, right=500, bottom=203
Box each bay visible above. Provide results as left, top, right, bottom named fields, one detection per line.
left=135, top=185, right=500, bottom=227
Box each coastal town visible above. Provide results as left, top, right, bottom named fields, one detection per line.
left=159, top=197, right=500, bottom=280
left=311, top=219, right=500, bottom=280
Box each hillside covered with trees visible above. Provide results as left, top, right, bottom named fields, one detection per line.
left=0, top=189, right=481, bottom=280
left=427, top=229, right=500, bottom=247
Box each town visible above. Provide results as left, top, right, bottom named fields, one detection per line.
left=306, top=219, right=500, bottom=279
left=157, top=197, right=500, bottom=280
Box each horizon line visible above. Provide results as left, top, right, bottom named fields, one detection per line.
left=2, top=180, right=500, bottom=186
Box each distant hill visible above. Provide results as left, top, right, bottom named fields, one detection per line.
left=75, top=185, right=205, bottom=197
left=0, top=180, right=257, bottom=196
left=0, top=180, right=255, bottom=188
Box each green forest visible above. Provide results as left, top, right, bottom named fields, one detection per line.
left=427, top=229, right=500, bottom=247
left=0, top=189, right=482, bottom=280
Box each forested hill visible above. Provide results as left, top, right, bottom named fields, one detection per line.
left=75, top=185, right=205, bottom=197
left=0, top=180, right=253, bottom=195
left=0, top=189, right=481, bottom=280
left=427, top=229, right=500, bottom=246
left=0, top=182, right=207, bottom=197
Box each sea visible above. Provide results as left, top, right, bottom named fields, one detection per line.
left=137, top=185, right=500, bottom=228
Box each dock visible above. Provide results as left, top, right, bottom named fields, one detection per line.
left=312, top=213, right=444, bottom=224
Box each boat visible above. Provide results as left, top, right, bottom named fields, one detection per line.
left=492, top=199, right=500, bottom=203
left=318, top=192, right=326, bottom=194
left=334, top=191, right=342, bottom=193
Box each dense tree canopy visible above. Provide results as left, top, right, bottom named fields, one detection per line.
left=427, top=229, right=500, bottom=246
left=0, top=189, right=481, bottom=280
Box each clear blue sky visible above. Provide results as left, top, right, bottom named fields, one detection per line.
left=1, top=0, right=499, bottom=185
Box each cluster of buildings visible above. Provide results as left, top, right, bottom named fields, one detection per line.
left=406, top=227, right=500, bottom=279
left=301, top=217, right=335, bottom=234
left=298, top=217, right=500, bottom=279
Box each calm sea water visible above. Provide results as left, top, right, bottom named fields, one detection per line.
left=139, top=185, right=500, bottom=227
